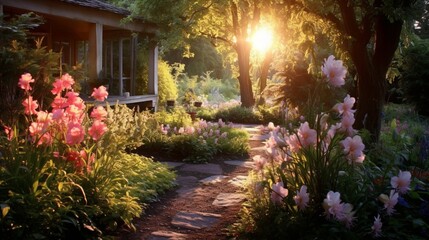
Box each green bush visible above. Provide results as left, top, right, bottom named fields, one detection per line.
left=399, top=39, right=429, bottom=116
left=0, top=75, right=176, bottom=239
left=0, top=13, right=61, bottom=126
left=215, top=106, right=263, bottom=124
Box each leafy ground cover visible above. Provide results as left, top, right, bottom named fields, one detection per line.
left=135, top=107, right=250, bottom=163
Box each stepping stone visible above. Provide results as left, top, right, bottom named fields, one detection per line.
left=161, top=161, right=185, bottom=169
left=251, top=146, right=266, bottom=153
left=249, top=134, right=270, bottom=141
left=179, top=163, right=223, bottom=175
left=171, top=211, right=221, bottom=230
left=212, top=193, right=246, bottom=207
left=199, top=175, right=228, bottom=185
left=149, top=230, right=188, bottom=240
left=175, top=176, right=198, bottom=197
left=224, top=160, right=254, bottom=169
left=228, top=175, right=248, bottom=188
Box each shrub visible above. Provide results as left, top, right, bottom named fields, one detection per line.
left=215, top=106, right=263, bottom=124
left=231, top=55, right=429, bottom=239
left=399, top=39, right=429, bottom=116
left=0, top=73, right=175, bottom=239
left=0, top=13, right=61, bottom=126
left=139, top=115, right=249, bottom=163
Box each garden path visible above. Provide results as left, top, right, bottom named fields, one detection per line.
left=120, top=124, right=270, bottom=240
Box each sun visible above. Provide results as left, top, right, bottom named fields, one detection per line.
left=252, top=27, right=273, bottom=54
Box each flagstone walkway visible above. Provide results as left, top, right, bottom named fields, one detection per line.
left=121, top=124, right=270, bottom=240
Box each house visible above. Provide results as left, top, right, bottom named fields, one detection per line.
left=1, top=0, right=159, bottom=110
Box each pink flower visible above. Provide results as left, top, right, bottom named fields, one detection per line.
left=29, top=122, right=45, bottom=136
left=51, top=96, right=68, bottom=109
left=293, top=185, right=309, bottom=210
left=88, top=120, right=108, bottom=141
left=80, top=150, right=95, bottom=173
left=51, top=78, right=64, bottom=95
left=36, top=111, right=52, bottom=124
left=341, top=135, right=365, bottom=164
left=298, top=122, right=317, bottom=147
left=65, top=150, right=84, bottom=171
left=286, top=134, right=301, bottom=152
left=52, top=109, right=65, bottom=123
left=334, top=94, right=356, bottom=117
left=372, top=214, right=382, bottom=237
left=66, top=122, right=85, bottom=145
left=90, top=106, right=108, bottom=121
left=323, top=191, right=355, bottom=227
left=271, top=182, right=288, bottom=205
left=323, top=191, right=342, bottom=217
left=4, top=126, right=14, bottom=140
left=390, top=170, right=411, bottom=194
left=321, top=55, right=347, bottom=87
left=66, top=105, right=83, bottom=123
left=61, top=73, right=75, bottom=89
left=379, top=190, right=398, bottom=216
left=91, top=85, right=108, bottom=101
left=22, top=96, right=38, bottom=115
left=253, top=155, right=267, bottom=172
left=340, top=114, right=357, bottom=136
left=18, top=73, right=35, bottom=91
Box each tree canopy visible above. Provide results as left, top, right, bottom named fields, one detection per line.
left=110, top=0, right=426, bottom=143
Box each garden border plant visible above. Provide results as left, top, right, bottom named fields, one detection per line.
left=231, top=55, right=429, bottom=239
left=0, top=73, right=175, bottom=239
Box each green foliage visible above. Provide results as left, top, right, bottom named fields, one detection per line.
left=399, top=39, right=429, bottom=116
left=136, top=47, right=178, bottom=106
left=164, top=37, right=225, bottom=78
left=214, top=106, right=263, bottom=124
left=0, top=80, right=175, bottom=239
left=138, top=109, right=249, bottom=163
left=0, top=13, right=61, bottom=125
left=168, top=134, right=217, bottom=163
left=265, top=64, right=348, bottom=121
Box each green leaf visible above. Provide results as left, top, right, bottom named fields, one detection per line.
left=58, top=182, right=63, bottom=192
left=1, top=204, right=10, bottom=218
left=32, top=180, right=39, bottom=193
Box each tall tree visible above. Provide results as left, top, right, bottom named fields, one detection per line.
left=280, top=0, right=424, bottom=142
left=111, top=0, right=270, bottom=107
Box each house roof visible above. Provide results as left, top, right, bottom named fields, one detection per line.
left=60, top=0, right=130, bottom=16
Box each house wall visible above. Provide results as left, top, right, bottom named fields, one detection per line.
left=1, top=0, right=158, bottom=106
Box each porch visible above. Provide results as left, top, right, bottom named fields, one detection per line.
left=1, top=0, right=159, bottom=110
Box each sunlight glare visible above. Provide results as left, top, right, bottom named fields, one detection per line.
left=252, top=27, right=273, bottom=54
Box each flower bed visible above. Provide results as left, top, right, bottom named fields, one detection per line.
left=231, top=56, right=429, bottom=239
left=0, top=74, right=175, bottom=239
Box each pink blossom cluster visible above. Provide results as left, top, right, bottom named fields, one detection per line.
left=270, top=182, right=310, bottom=211
left=322, top=55, right=347, bottom=87
left=17, top=73, right=109, bottom=171
left=160, top=119, right=232, bottom=145
left=323, top=191, right=355, bottom=228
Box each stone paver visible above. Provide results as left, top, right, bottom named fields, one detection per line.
left=224, top=160, right=254, bottom=169
left=171, top=211, right=222, bottom=230
left=161, top=161, right=185, bottom=169
left=251, top=145, right=266, bottom=153
left=249, top=133, right=270, bottom=141
left=179, top=163, right=223, bottom=175
left=175, top=176, right=198, bottom=197
left=228, top=175, right=248, bottom=188
left=199, top=175, right=228, bottom=185
left=149, top=230, right=188, bottom=240
left=134, top=124, right=267, bottom=239
left=212, top=193, right=246, bottom=207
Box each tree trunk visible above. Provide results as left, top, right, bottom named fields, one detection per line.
left=236, top=40, right=255, bottom=107
left=352, top=15, right=403, bottom=143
